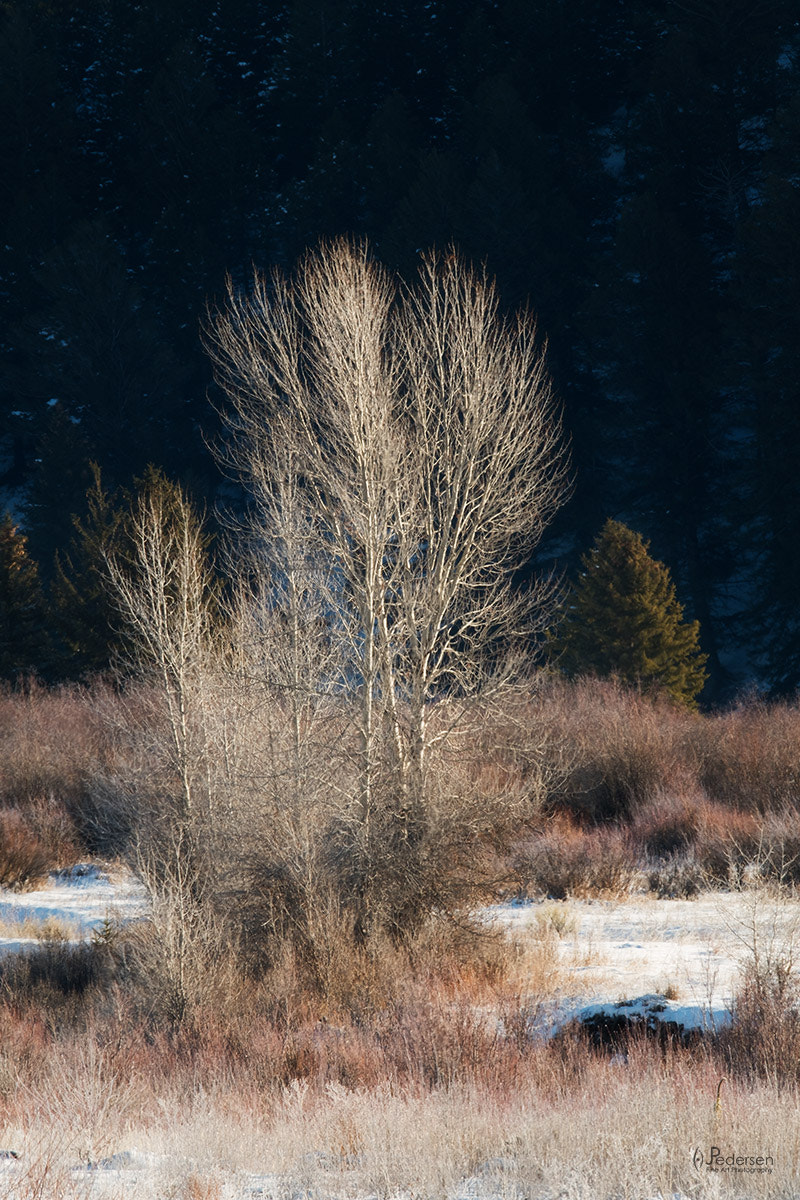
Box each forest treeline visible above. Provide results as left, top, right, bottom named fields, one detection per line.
left=2, top=0, right=800, bottom=696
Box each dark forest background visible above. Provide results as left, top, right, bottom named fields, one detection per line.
left=2, top=0, right=799, bottom=699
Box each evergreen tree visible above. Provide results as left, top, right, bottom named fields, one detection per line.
left=50, top=464, right=131, bottom=676
left=0, top=512, right=50, bottom=678
left=550, top=519, right=708, bottom=709
left=23, top=403, right=93, bottom=573
left=50, top=463, right=216, bottom=678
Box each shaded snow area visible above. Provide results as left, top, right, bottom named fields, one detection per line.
left=0, top=862, right=148, bottom=952
left=0, top=1154, right=291, bottom=1200
left=0, top=1155, right=283, bottom=1200
left=489, top=891, right=800, bottom=1035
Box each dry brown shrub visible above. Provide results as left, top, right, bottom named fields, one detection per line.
left=630, top=785, right=707, bottom=858
left=719, top=956, right=800, bottom=1087
left=0, top=679, right=136, bottom=869
left=645, top=849, right=706, bottom=898
left=0, top=937, right=111, bottom=1005
left=694, top=696, right=800, bottom=813
left=643, top=793, right=800, bottom=892
left=628, top=783, right=800, bottom=892
left=693, top=797, right=762, bottom=885
left=513, top=813, right=638, bottom=899
left=181, top=1174, right=223, bottom=1200
left=632, top=788, right=765, bottom=890
left=537, top=675, right=698, bottom=821
left=24, top=794, right=81, bottom=863
left=0, top=680, right=114, bottom=808
left=757, top=806, right=800, bottom=886
left=0, top=794, right=81, bottom=889
left=0, top=807, right=53, bottom=888
left=0, top=1004, right=50, bottom=1112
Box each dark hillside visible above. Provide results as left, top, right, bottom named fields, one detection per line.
left=1, top=0, right=799, bottom=693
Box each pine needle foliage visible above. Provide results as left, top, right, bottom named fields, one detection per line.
left=551, top=519, right=708, bottom=709
left=0, top=512, right=50, bottom=678
left=52, top=464, right=131, bottom=674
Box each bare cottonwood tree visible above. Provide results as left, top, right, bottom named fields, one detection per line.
left=219, top=468, right=352, bottom=972
left=206, top=240, right=569, bottom=936
left=103, top=475, right=229, bottom=1018
left=105, top=475, right=219, bottom=823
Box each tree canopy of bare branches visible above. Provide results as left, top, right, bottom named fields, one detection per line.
left=207, top=242, right=568, bottom=901
left=101, top=241, right=569, bottom=978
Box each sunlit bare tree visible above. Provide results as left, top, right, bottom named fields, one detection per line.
left=206, top=239, right=569, bottom=935
left=105, top=475, right=218, bottom=822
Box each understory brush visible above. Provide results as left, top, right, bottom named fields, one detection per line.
left=3, top=677, right=800, bottom=989
left=0, top=679, right=119, bottom=882
left=534, top=676, right=800, bottom=822
left=696, top=697, right=800, bottom=813
left=511, top=677, right=800, bottom=899
left=0, top=679, right=111, bottom=813
left=0, top=799, right=82, bottom=889
left=534, top=675, right=695, bottom=822
left=512, top=814, right=639, bottom=899
left=720, top=957, right=800, bottom=1087
left=0, top=806, right=58, bottom=889
left=716, top=885, right=800, bottom=1088
left=0, top=938, right=108, bottom=1002
left=0, top=954, right=798, bottom=1198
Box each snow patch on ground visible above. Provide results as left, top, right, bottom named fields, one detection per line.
left=489, top=890, right=800, bottom=1033
left=0, top=862, right=148, bottom=950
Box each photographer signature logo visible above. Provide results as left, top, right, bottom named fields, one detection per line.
left=693, top=1146, right=774, bottom=1175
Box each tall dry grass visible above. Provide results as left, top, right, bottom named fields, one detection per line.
left=0, top=840, right=797, bottom=1194
left=696, top=697, right=800, bottom=813
left=0, top=997, right=797, bottom=1198
left=0, top=680, right=112, bottom=810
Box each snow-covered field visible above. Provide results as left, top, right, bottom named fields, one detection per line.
left=490, top=889, right=800, bottom=1035
left=7, top=867, right=794, bottom=1029
left=1, top=870, right=798, bottom=1198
